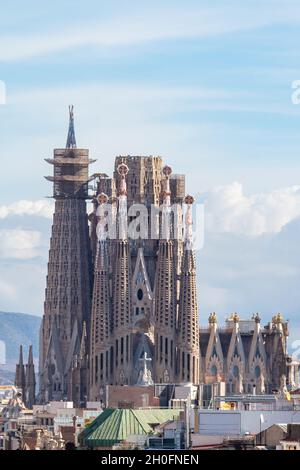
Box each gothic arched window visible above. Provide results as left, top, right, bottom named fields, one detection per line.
left=255, top=365, right=261, bottom=378
left=233, top=365, right=239, bottom=378
left=137, top=288, right=144, bottom=301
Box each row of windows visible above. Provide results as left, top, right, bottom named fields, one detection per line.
left=92, top=336, right=130, bottom=384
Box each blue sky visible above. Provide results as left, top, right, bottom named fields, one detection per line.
left=1, top=0, right=300, bottom=350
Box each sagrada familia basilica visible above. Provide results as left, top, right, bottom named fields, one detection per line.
left=15, top=108, right=299, bottom=406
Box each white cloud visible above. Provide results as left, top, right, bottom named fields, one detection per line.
left=0, top=229, right=43, bottom=259
left=0, top=279, right=16, bottom=299
left=203, top=182, right=300, bottom=236
left=0, top=200, right=54, bottom=220
left=1, top=2, right=300, bottom=61
left=0, top=262, right=46, bottom=314
left=10, top=83, right=242, bottom=107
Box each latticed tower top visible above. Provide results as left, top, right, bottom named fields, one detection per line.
left=44, top=106, right=96, bottom=199
left=66, top=105, right=77, bottom=149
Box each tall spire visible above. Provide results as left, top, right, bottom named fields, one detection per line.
left=41, top=107, right=92, bottom=405
left=90, top=194, right=112, bottom=399
left=117, top=163, right=129, bottom=240
left=161, top=165, right=172, bottom=240
left=25, top=345, right=36, bottom=409
left=18, top=344, right=24, bottom=367
left=15, top=345, right=25, bottom=397
left=162, top=165, right=172, bottom=207
left=177, top=195, right=200, bottom=384
left=66, top=105, right=77, bottom=149
left=184, top=195, right=194, bottom=250
left=154, top=166, right=177, bottom=384
left=110, top=163, right=132, bottom=385
left=28, top=344, right=34, bottom=365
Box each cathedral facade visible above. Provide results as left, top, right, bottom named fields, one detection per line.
left=199, top=312, right=295, bottom=394
left=37, top=110, right=296, bottom=406
left=88, top=158, right=199, bottom=401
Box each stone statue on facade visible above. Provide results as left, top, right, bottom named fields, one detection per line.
left=136, top=352, right=154, bottom=386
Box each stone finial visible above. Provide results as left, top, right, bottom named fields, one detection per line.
left=230, top=312, right=240, bottom=323
left=184, top=194, right=194, bottom=205
left=162, top=165, right=172, bottom=177
left=117, top=162, right=129, bottom=176
left=117, top=163, right=129, bottom=196
left=252, top=312, right=261, bottom=323
left=276, top=312, right=284, bottom=324
left=273, top=313, right=284, bottom=325
left=208, top=312, right=218, bottom=324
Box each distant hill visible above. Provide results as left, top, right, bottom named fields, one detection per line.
left=0, top=370, right=14, bottom=385
left=0, top=311, right=41, bottom=375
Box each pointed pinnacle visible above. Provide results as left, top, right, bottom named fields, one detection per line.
left=19, top=345, right=24, bottom=365
left=66, top=105, right=77, bottom=149
left=28, top=345, right=34, bottom=364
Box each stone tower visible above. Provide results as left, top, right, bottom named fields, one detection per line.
left=39, top=107, right=93, bottom=403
